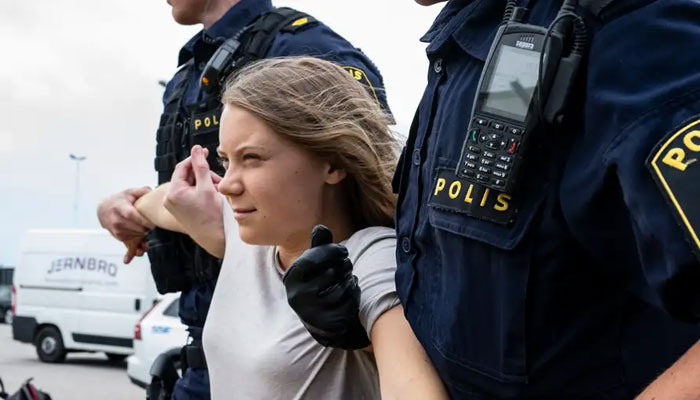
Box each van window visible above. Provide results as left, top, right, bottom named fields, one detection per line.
left=0, top=268, right=13, bottom=285
left=163, top=299, right=179, bottom=317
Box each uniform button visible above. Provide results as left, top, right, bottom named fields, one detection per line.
left=198, top=62, right=207, bottom=70
left=401, top=237, right=411, bottom=253
left=412, top=149, right=421, bottom=166
left=433, top=58, right=443, bottom=74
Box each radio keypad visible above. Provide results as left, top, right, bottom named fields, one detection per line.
left=458, top=116, right=527, bottom=191
left=474, top=117, right=488, bottom=126
left=490, top=121, right=506, bottom=131
left=498, top=155, right=512, bottom=163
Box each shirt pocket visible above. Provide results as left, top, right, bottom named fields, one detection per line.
left=426, top=157, right=547, bottom=384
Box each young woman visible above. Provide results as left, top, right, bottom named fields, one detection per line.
left=133, top=57, right=447, bottom=399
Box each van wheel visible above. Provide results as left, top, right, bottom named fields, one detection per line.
left=106, top=353, right=127, bottom=363
left=35, top=326, right=67, bottom=363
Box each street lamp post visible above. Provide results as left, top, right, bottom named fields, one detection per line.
left=69, top=154, right=86, bottom=226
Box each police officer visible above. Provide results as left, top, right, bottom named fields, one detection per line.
left=386, top=0, right=700, bottom=398
left=97, top=0, right=390, bottom=398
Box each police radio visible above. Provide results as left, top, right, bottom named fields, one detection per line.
left=200, top=37, right=243, bottom=95
left=457, top=0, right=587, bottom=194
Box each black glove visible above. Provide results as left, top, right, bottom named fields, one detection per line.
left=283, top=225, right=371, bottom=350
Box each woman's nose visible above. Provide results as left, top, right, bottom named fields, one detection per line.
left=217, top=173, right=244, bottom=197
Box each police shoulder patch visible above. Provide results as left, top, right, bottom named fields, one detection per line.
left=646, top=116, right=700, bottom=260
left=342, top=66, right=379, bottom=103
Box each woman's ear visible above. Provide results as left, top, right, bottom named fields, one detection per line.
left=324, top=162, right=347, bottom=185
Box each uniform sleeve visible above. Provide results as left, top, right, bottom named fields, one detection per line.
left=568, top=1, right=700, bottom=321
left=266, top=21, right=392, bottom=115
left=350, top=229, right=401, bottom=336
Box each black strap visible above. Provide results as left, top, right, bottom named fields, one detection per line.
left=578, top=0, right=617, bottom=17
left=241, top=7, right=317, bottom=61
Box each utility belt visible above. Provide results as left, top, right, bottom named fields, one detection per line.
left=146, top=227, right=221, bottom=294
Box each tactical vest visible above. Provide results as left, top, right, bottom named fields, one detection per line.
left=148, top=7, right=319, bottom=295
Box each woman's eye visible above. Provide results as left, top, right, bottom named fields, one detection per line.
left=242, top=154, right=260, bottom=161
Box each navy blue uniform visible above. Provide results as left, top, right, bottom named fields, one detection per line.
left=393, top=0, right=700, bottom=398
left=160, top=1, right=390, bottom=398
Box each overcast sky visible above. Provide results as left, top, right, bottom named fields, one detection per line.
left=0, top=0, right=444, bottom=266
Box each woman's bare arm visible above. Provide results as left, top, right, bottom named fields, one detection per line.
left=133, top=181, right=225, bottom=258
left=134, top=183, right=185, bottom=233
left=371, top=305, right=449, bottom=400
left=636, top=339, right=700, bottom=400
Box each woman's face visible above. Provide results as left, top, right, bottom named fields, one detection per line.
left=216, top=105, right=343, bottom=247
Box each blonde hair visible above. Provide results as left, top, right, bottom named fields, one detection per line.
left=221, top=57, right=398, bottom=229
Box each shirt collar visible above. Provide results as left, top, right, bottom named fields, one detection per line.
left=177, top=0, right=273, bottom=66
left=421, top=0, right=513, bottom=61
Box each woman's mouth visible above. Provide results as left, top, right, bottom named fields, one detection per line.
left=233, top=208, right=257, bottom=220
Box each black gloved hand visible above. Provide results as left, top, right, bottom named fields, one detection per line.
left=283, top=225, right=371, bottom=350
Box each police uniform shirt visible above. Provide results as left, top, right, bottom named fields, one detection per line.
left=393, top=0, right=700, bottom=398
left=160, top=0, right=392, bottom=330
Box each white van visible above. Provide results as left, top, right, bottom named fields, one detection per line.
left=12, top=229, right=159, bottom=363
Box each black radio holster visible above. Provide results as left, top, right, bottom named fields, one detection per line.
left=146, top=228, right=191, bottom=294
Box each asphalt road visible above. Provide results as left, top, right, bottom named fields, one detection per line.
left=0, top=323, right=143, bottom=399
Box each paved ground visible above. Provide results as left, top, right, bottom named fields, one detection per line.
left=0, top=323, right=143, bottom=399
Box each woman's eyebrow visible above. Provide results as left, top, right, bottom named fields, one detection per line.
left=234, top=145, right=267, bottom=154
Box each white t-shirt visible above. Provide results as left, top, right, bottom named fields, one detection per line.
left=203, top=196, right=399, bottom=400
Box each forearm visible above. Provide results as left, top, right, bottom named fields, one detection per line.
left=373, top=306, right=449, bottom=400
left=135, top=184, right=224, bottom=257
left=636, top=339, right=700, bottom=400
left=134, top=184, right=185, bottom=233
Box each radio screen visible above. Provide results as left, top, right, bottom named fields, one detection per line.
left=481, top=44, right=541, bottom=122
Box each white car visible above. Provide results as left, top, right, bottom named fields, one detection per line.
left=127, top=293, right=188, bottom=388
